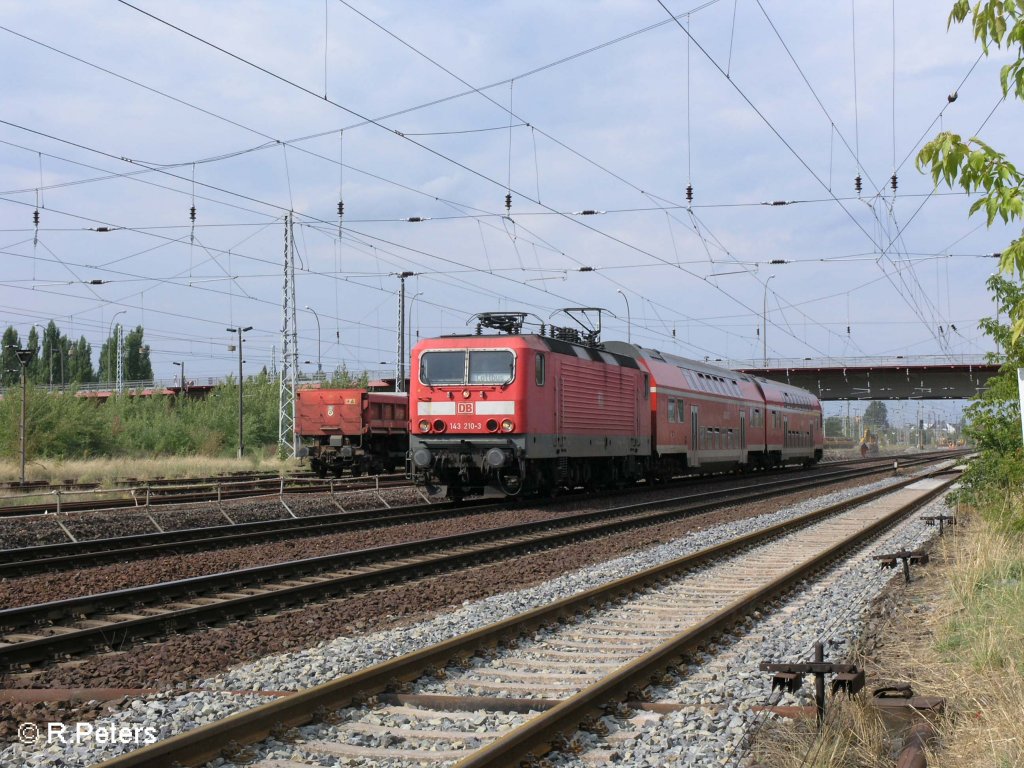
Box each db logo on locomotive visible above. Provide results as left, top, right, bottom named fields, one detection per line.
left=457, top=402, right=475, bottom=414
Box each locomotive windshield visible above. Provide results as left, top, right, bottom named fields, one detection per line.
left=420, top=351, right=465, bottom=385
left=419, top=349, right=515, bottom=386
left=469, top=350, right=514, bottom=384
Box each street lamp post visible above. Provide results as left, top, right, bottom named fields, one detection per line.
left=763, top=275, right=776, bottom=367
left=173, top=361, right=186, bottom=394
left=108, top=310, right=126, bottom=388
left=616, top=289, right=631, bottom=343
left=407, top=292, right=423, bottom=365
left=14, top=348, right=34, bottom=485
left=227, top=326, right=253, bottom=458
left=304, top=306, right=322, bottom=379
left=396, top=271, right=415, bottom=392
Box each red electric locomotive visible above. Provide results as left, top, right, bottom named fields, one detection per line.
left=407, top=313, right=650, bottom=498
left=408, top=312, right=822, bottom=498
left=296, top=388, right=409, bottom=477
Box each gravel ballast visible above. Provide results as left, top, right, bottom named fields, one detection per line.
left=0, top=462, right=953, bottom=765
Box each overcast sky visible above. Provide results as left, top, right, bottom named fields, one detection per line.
left=0, top=0, right=1017, bottom=423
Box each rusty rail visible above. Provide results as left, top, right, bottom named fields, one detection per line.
left=90, top=472, right=958, bottom=768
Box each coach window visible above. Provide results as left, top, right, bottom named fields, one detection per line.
left=469, top=350, right=515, bottom=384
left=668, top=398, right=676, bottom=422
left=535, top=353, right=546, bottom=386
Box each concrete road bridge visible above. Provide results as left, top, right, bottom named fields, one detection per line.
left=723, top=354, right=1002, bottom=400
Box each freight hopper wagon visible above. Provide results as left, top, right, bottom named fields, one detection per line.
left=407, top=314, right=651, bottom=499
left=296, top=388, right=409, bottom=477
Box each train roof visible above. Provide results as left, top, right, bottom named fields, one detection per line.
left=415, top=333, right=641, bottom=370
left=604, top=341, right=820, bottom=404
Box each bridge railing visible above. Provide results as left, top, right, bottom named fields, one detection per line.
left=720, top=353, right=1002, bottom=370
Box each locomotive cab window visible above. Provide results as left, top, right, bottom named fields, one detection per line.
left=469, top=350, right=515, bottom=384
left=535, top=353, right=546, bottom=386
left=420, top=351, right=465, bottom=385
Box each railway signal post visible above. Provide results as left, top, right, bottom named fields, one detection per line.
left=227, top=326, right=253, bottom=458
left=14, top=347, right=34, bottom=486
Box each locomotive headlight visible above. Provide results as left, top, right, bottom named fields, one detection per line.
left=462, top=389, right=471, bottom=399
left=433, top=419, right=446, bottom=432
left=500, top=419, right=515, bottom=433
left=418, top=419, right=430, bottom=432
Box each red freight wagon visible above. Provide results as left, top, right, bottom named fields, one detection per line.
left=295, top=388, right=408, bottom=477
left=407, top=317, right=650, bottom=498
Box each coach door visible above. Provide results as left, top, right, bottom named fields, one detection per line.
left=690, top=405, right=700, bottom=467
left=739, top=408, right=747, bottom=461
left=783, top=416, right=789, bottom=455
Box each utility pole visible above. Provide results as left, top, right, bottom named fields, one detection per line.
left=278, top=212, right=299, bottom=456
left=763, top=275, right=776, bottom=367
left=396, top=271, right=414, bottom=392
left=116, top=323, right=125, bottom=394
left=107, top=310, right=126, bottom=390
left=15, top=347, right=34, bottom=486
left=173, top=361, right=186, bottom=394
left=227, top=326, right=253, bottom=458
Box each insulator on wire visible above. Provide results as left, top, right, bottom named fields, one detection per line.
left=890, top=174, right=898, bottom=192
left=189, top=205, right=197, bottom=222
left=32, top=209, right=40, bottom=226
left=685, top=184, right=694, bottom=203
left=504, top=193, right=512, bottom=213
left=337, top=200, right=344, bottom=218
left=854, top=175, right=862, bottom=194
left=846, top=326, right=850, bottom=334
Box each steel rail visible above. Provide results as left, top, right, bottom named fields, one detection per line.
left=0, top=453, right=952, bottom=576
left=454, top=473, right=956, bottom=767
left=0, top=474, right=412, bottom=519
left=89, top=472, right=959, bottom=768
left=0, top=460, right=954, bottom=669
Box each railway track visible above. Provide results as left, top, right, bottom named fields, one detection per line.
left=0, top=473, right=411, bottom=519
left=0, top=452, right=959, bottom=578
left=0, top=456, right=944, bottom=580
left=89, top=468, right=959, bottom=768
left=0, top=457, right=956, bottom=670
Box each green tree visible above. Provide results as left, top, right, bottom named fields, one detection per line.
left=917, top=1, right=1024, bottom=336
left=952, top=274, right=1024, bottom=525
left=1, top=326, right=22, bottom=387
left=824, top=415, right=845, bottom=437
left=25, top=326, right=41, bottom=383
left=863, top=401, right=889, bottom=430
left=97, top=324, right=152, bottom=383
left=124, top=326, right=153, bottom=382
left=68, top=336, right=95, bottom=383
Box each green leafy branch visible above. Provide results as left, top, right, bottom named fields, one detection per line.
left=951, top=0, right=1024, bottom=99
